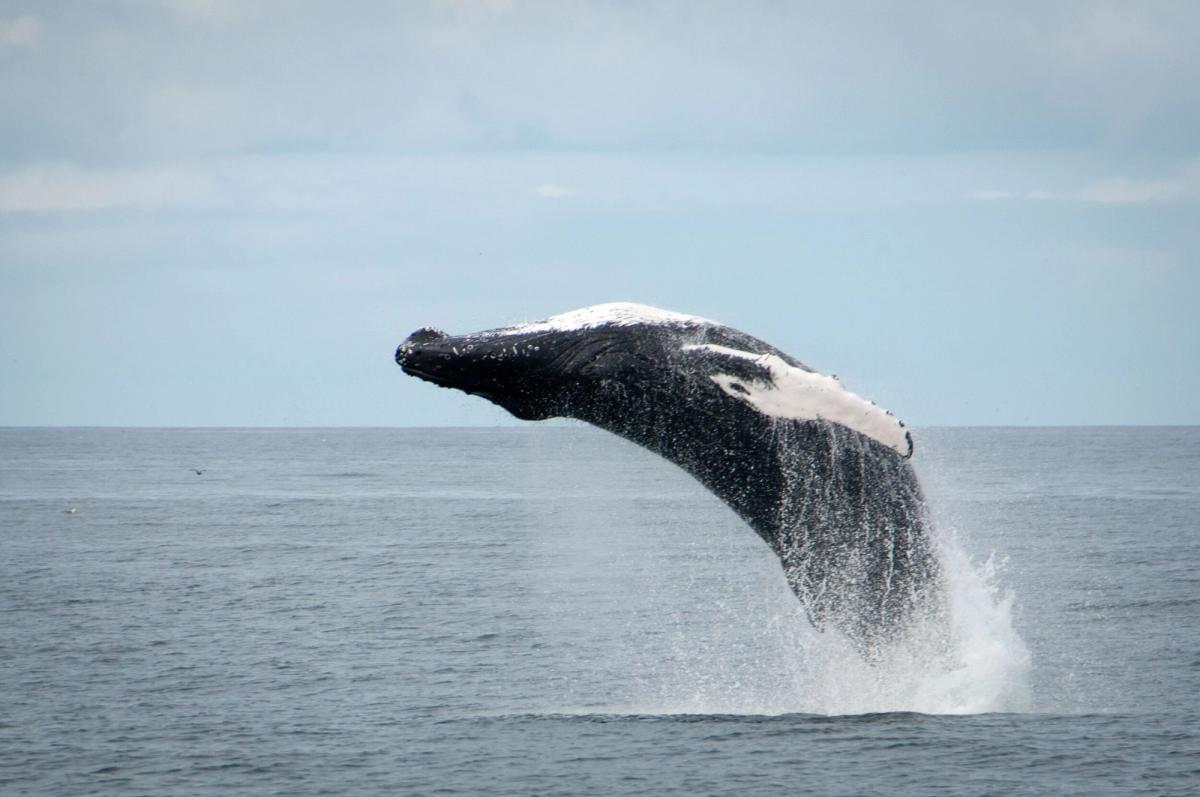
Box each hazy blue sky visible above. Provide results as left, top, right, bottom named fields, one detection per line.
left=2, top=1, right=1197, bottom=427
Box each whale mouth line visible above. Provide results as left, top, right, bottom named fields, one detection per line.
left=399, top=362, right=456, bottom=388
left=400, top=362, right=495, bottom=400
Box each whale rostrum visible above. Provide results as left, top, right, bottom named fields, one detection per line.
left=396, top=302, right=942, bottom=652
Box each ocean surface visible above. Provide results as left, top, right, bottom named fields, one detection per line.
left=1, top=426, right=1197, bottom=795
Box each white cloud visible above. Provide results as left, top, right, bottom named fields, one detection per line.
left=1053, top=5, right=1176, bottom=64
left=968, top=189, right=1020, bottom=201
left=536, top=183, right=571, bottom=199
left=970, top=161, right=1200, bottom=205
left=1074, top=170, right=1200, bottom=204
left=0, top=14, right=39, bottom=47
left=0, top=163, right=213, bottom=212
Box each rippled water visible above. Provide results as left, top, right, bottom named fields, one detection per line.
left=1, top=427, right=1197, bottom=795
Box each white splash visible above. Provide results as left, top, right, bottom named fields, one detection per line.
left=522, top=429, right=1030, bottom=719
left=787, top=535, right=1030, bottom=716
left=634, top=527, right=1031, bottom=717
left=501, top=302, right=719, bottom=335
left=685, top=343, right=912, bottom=457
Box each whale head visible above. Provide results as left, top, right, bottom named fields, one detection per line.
left=395, top=322, right=610, bottom=421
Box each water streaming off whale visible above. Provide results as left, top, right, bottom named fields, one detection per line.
left=519, top=425, right=1028, bottom=716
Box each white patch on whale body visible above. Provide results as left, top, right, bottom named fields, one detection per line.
left=684, top=343, right=912, bottom=457
left=501, top=302, right=718, bottom=335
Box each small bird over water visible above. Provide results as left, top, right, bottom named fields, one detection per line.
left=193, top=469, right=204, bottom=475
left=64, top=507, right=77, bottom=515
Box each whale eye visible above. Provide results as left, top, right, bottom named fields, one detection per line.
left=728, top=381, right=750, bottom=395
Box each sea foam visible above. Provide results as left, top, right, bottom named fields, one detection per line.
left=624, top=521, right=1031, bottom=717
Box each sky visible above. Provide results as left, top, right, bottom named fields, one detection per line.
left=1, top=0, right=1197, bottom=427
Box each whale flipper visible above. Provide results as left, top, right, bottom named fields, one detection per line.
left=396, top=302, right=941, bottom=652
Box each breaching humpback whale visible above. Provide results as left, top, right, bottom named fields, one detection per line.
left=396, top=302, right=941, bottom=652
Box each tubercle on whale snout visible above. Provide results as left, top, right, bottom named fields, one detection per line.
left=407, top=327, right=449, bottom=345
left=395, top=327, right=450, bottom=366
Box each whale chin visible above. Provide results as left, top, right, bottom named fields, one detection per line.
left=397, top=361, right=456, bottom=390
left=494, top=400, right=554, bottom=422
